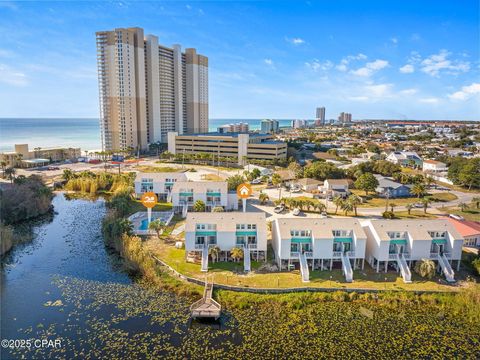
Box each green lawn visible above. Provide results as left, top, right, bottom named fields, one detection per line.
left=128, top=199, right=173, bottom=215
left=134, top=165, right=180, bottom=173
left=440, top=206, right=480, bottom=222
left=392, top=210, right=437, bottom=219
left=144, top=239, right=464, bottom=291
left=351, top=189, right=457, bottom=208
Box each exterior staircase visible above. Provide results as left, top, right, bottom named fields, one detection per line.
left=341, top=253, right=353, bottom=283
left=396, top=253, right=412, bottom=283
left=243, top=245, right=251, bottom=272
left=182, top=204, right=188, bottom=218
left=299, top=252, right=310, bottom=282
left=437, top=254, right=455, bottom=282
left=201, top=246, right=209, bottom=272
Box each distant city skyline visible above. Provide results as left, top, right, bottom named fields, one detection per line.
left=0, top=1, right=479, bottom=120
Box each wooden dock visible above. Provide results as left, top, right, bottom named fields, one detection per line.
left=190, top=279, right=222, bottom=320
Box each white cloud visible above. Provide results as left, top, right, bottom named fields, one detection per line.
left=365, top=83, right=393, bottom=98
left=399, top=64, right=414, bottom=73
left=0, top=64, right=28, bottom=86
left=418, top=97, right=440, bottom=104
left=335, top=53, right=367, bottom=72
left=0, top=49, right=15, bottom=58
left=420, top=49, right=470, bottom=77
left=391, top=37, right=398, bottom=44
left=348, top=96, right=369, bottom=101
left=305, top=59, right=333, bottom=72
left=448, top=83, right=480, bottom=101
left=185, top=4, right=192, bottom=10
left=399, top=88, right=418, bottom=95
left=351, top=59, right=389, bottom=77
left=264, top=58, right=274, bottom=66
left=286, top=37, right=305, bottom=45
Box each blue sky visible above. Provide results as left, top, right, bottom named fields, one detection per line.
left=0, top=0, right=479, bottom=120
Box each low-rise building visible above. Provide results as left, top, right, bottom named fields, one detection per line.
left=374, top=174, right=412, bottom=198
left=185, top=212, right=267, bottom=271
left=386, top=151, right=423, bottom=167
left=171, top=181, right=238, bottom=215
left=446, top=218, right=480, bottom=248
left=295, top=178, right=322, bottom=192
left=168, top=132, right=287, bottom=165
left=422, top=159, right=448, bottom=173
left=134, top=172, right=188, bottom=201
left=363, top=219, right=463, bottom=282
left=0, top=144, right=81, bottom=168
left=271, top=218, right=367, bottom=282
left=321, top=179, right=350, bottom=198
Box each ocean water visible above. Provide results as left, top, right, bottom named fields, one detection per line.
left=0, top=118, right=301, bottom=152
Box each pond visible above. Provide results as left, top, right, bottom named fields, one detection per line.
left=1, top=194, right=478, bottom=359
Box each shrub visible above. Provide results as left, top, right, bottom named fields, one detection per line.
left=382, top=211, right=395, bottom=219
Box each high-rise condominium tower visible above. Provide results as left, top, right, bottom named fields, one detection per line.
left=96, top=27, right=208, bottom=151
left=315, top=107, right=326, bottom=126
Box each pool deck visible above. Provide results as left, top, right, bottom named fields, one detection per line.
left=128, top=211, right=174, bottom=235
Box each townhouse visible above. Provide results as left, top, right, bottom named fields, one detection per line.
left=363, top=219, right=463, bottom=283
left=185, top=212, right=267, bottom=272
left=170, top=181, right=238, bottom=215
left=422, top=159, right=448, bottom=173
left=386, top=151, right=423, bottom=168
left=446, top=218, right=480, bottom=248
left=134, top=172, right=188, bottom=200
left=271, top=218, right=367, bottom=283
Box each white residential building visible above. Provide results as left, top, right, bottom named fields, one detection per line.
left=134, top=172, right=187, bottom=201
left=422, top=159, right=448, bottom=173
left=363, top=219, right=463, bottom=283
left=170, top=181, right=238, bottom=215
left=271, top=218, right=367, bottom=282
left=321, top=179, right=350, bottom=198
left=185, top=212, right=267, bottom=271
left=386, top=151, right=423, bottom=167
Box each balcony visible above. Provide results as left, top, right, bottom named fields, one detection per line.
left=179, top=192, right=193, bottom=197
left=304, top=251, right=313, bottom=258
left=290, top=251, right=300, bottom=258
left=206, top=192, right=221, bottom=197
left=333, top=237, right=353, bottom=243
left=236, top=230, right=257, bottom=236
left=194, top=243, right=205, bottom=250
left=332, top=251, right=342, bottom=259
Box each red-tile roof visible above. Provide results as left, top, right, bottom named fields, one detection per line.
left=445, top=218, right=480, bottom=237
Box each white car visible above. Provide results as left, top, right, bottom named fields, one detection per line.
left=290, top=186, right=302, bottom=193
left=274, top=205, right=285, bottom=214
left=292, top=208, right=301, bottom=216
left=449, top=214, right=464, bottom=221
left=320, top=211, right=328, bottom=219
left=251, top=178, right=262, bottom=184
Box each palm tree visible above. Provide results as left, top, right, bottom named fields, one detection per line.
left=4, top=167, right=16, bottom=183
left=471, top=197, right=480, bottom=209
left=425, top=176, right=435, bottom=189
left=209, top=246, right=221, bottom=263
left=414, top=259, right=436, bottom=279
left=341, top=199, right=354, bottom=216
left=148, top=219, right=166, bottom=239
left=230, top=247, right=244, bottom=262
left=271, top=173, right=282, bottom=200
left=315, top=202, right=327, bottom=214
left=333, top=195, right=343, bottom=215
left=117, top=218, right=133, bottom=236
left=411, top=183, right=426, bottom=198
left=389, top=202, right=397, bottom=213
left=348, top=194, right=361, bottom=216
left=458, top=202, right=469, bottom=212
left=259, top=192, right=269, bottom=205
left=421, top=197, right=431, bottom=214
left=406, top=203, right=414, bottom=215
left=193, top=200, right=206, bottom=212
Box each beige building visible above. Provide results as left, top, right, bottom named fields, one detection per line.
left=96, top=27, right=208, bottom=151
left=168, top=132, right=287, bottom=165
left=0, top=144, right=81, bottom=168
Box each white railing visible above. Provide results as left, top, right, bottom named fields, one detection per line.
left=397, top=253, right=412, bottom=283
left=346, top=251, right=356, bottom=258
left=388, top=253, right=397, bottom=260
left=429, top=252, right=439, bottom=259
left=341, top=253, right=353, bottom=283
left=299, top=252, right=310, bottom=282
left=304, top=251, right=313, bottom=258
left=195, top=243, right=205, bottom=250
left=290, top=251, right=300, bottom=258
left=443, top=252, right=452, bottom=259
left=438, top=254, right=455, bottom=282
left=201, top=246, right=209, bottom=272
left=248, top=243, right=257, bottom=249
left=244, top=245, right=251, bottom=272
left=332, top=251, right=342, bottom=259
left=402, top=252, right=411, bottom=260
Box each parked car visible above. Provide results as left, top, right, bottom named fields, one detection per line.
left=292, top=208, right=301, bottom=216
left=449, top=214, right=464, bottom=221
left=320, top=211, right=328, bottom=219
left=274, top=205, right=285, bottom=214
left=291, top=186, right=302, bottom=193
left=251, top=178, right=262, bottom=184
left=47, top=166, right=60, bottom=170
